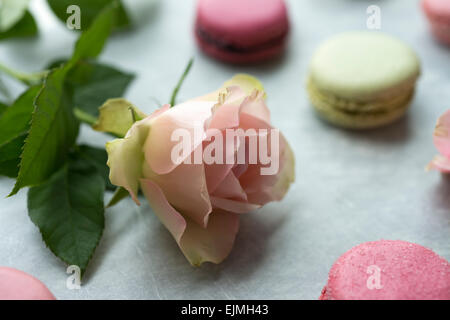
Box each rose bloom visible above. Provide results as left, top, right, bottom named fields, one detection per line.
left=428, top=110, right=450, bottom=173
left=106, top=75, right=295, bottom=265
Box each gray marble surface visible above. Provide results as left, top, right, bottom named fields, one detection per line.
left=0, top=0, right=449, bottom=300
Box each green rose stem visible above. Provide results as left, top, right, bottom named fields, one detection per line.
left=0, top=62, right=49, bottom=86
left=74, top=107, right=97, bottom=126
left=169, top=57, right=194, bottom=107
left=74, top=107, right=123, bottom=139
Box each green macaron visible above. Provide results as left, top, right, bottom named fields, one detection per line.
left=307, top=31, right=421, bottom=129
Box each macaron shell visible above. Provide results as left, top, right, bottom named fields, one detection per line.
left=429, top=21, right=450, bottom=45
left=308, top=93, right=413, bottom=130
left=422, top=0, right=450, bottom=45
left=0, top=267, right=56, bottom=300
left=307, top=78, right=414, bottom=130
left=321, top=240, right=450, bottom=300
left=309, top=32, right=420, bottom=101
left=422, top=0, right=450, bottom=23
left=319, top=286, right=327, bottom=300
left=195, top=31, right=286, bottom=64
left=196, top=0, right=289, bottom=48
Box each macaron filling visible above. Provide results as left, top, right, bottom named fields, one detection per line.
left=307, top=79, right=415, bottom=129
left=307, top=78, right=415, bottom=115
left=195, top=25, right=288, bottom=54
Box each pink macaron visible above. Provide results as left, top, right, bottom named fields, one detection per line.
left=320, top=240, right=450, bottom=300
left=194, top=0, right=290, bottom=64
left=0, top=267, right=56, bottom=300
left=422, top=0, right=450, bottom=45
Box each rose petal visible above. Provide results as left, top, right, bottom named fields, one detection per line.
left=204, top=162, right=234, bottom=195
left=143, top=145, right=212, bottom=227
left=208, top=87, right=245, bottom=130
left=203, top=128, right=242, bottom=193
left=180, top=209, right=240, bottom=266
left=236, top=113, right=277, bottom=194
left=265, top=135, right=295, bottom=200
left=202, top=83, right=270, bottom=193
left=242, top=135, right=295, bottom=204
left=433, top=110, right=450, bottom=158
left=144, top=101, right=214, bottom=175
left=246, top=146, right=295, bottom=204
left=148, top=104, right=171, bottom=119
left=140, top=179, right=239, bottom=266
left=194, top=74, right=266, bottom=102
left=210, top=197, right=261, bottom=214
left=240, top=90, right=271, bottom=125
left=140, top=179, right=186, bottom=242
left=427, top=155, right=450, bottom=173
left=211, top=171, right=247, bottom=201
left=232, top=163, right=248, bottom=179
left=237, top=113, right=295, bottom=205
left=222, top=74, right=266, bottom=97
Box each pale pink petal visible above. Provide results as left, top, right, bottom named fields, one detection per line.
left=211, top=171, right=247, bottom=201
left=238, top=109, right=273, bottom=131
left=208, top=87, right=244, bottom=130
left=240, top=90, right=271, bottom=125
left=267, top=135, right=295, bottom=200
left=210, top=196, right=261, bottom=214
left=148, top=104, right=170, bottom=120
left=204, top=87, right=270, bottom=193
left=208, top=103, right=241, bottom=130
left=144, top=101, right=214, bottom=175
left=237, top=113, right=295, bottom=205
left=237, top=113, right=277, bottom=194
left=221, top=85, right=247, bottom=105
left=204, top=162, right=234, bottom=195
left=142, top=146, right=212, bottom=228
left=179, top=209, right=240, bottom=266
left=246, top=132, right=295, bottom=204
left=427, top=155, right=450, bottom=173
left=232, top=163, right=248, bottom=179
left=433, top=110, right=450, bottom=158
left=140, top=179, right=239, bottom=266
left=140, top=179, right=186, bottom=242
left=203, top=128, right=242, bottom=193
left=246, top=187, right=280, bottom=205
left=241, top=135, right=295, bottom=204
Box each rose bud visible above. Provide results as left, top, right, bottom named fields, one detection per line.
left=101, top=75, right=295, bottom=265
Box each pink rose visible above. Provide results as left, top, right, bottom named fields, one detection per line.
left=104, top=75, right=295, bottom=265
left=428, top=110, right=450, bottom=173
